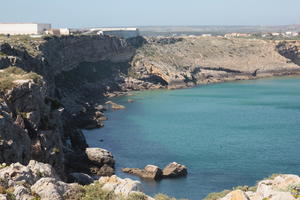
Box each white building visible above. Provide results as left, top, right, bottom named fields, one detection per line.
left=285, top=31, right=299, bottom=37
left=45, top=28, right=70, bottom=35
left=0, top=23, right=51, bottom=35
left=89, top=28, right=139, bottom=38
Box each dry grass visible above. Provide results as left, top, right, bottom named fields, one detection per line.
left=0, top=66, right=42, bottom=92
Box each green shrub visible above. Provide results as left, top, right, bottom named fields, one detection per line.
left=127, top=192, right=148, bottom=200
left=154, top=193, right=186, bottom=200
left=203, top=190, right=231, bottom=200
left=81, top=182, right=116, bottom=200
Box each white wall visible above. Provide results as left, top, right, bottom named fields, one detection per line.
left=0, top=23, right=51, bottom=35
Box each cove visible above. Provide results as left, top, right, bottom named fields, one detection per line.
left=84, top=77, right=300, bottom=200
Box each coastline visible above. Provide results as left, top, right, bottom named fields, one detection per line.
left=91, top=74, right=300, bottom=200
left=1, top=35, right=300, bottom=199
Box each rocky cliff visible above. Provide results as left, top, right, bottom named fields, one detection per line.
left=130, top=37, right=300, bottom=88
left=0, top=35, right=144, bottom=180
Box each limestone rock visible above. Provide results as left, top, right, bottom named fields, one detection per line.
left=209, top=174, right=300, bottom=200
left=85, top=147, right=115, bottom=167
left=122, top=165, right=163, bottom=180
left=220, top=190, right=249, bottom=200
left=0, top=160, right=59, bottom=187
left=94, top=164, right=114, bottom=176
left=162, top=162, right=187, bottom=178
left=31, top=178, right=71, bottom=200
left=0, top=162, right=36, bottom=186
left=13, top=185, right=35, bottom=200
left=27, top=160, right=59, bottom=180
left=85, top=147, right=115, bottom=176
left=99, top=175, right=143, bottom=197
left=253, top=174, right=300, bottom=200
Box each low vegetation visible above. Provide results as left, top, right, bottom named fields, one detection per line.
left=0, top=34, right=44, bottom=57
left=64, top=182, right=180, bottom=200
left=204, top=174, right=281, bottom=200
left=0, top=66, right=42, bottom=92
left=203, top=189, right=231, bottom=200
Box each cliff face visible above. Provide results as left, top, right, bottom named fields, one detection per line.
left=0, top=35, right=143, bottom=178
left=0, top=35, right=300, bottom=180
left=276, top=40, right=300, bottom=65
left=131, top=37, right=300, bottom=88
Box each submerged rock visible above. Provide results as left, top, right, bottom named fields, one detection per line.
left=162, top=162, right=187, bottom=178
left=105, top=101, right=125, bottom=110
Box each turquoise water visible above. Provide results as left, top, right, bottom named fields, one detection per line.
left=84, top=77, right=300, bottom=200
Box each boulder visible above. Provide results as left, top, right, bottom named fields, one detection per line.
left=13, top=185, right=35, bottom=200
left=162, top=162, right=187, bottom=178
left=220, top=190, right=249, bottom=200
left=85, top=148, right=115, bottom=167
left=0, top=160, right=59, bottom=187
left=27, top=160, right=59, bottom=180
left=85, top=148, right=115, bottom=176
left=94, top=164, right=115, bottom=176
left=69, top=172, right=94, bottom=185
left=122, top=165, right=163, bottom=180
left=99, top=175, right=143, bottom=197
left=0, top=162, right=36, bottom=186
left=31, top=178, right=71, bottom=200
left=253, top=174, right=300, bottom=200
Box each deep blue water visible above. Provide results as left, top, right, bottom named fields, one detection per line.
left=84, top=77, right=300, bottom=200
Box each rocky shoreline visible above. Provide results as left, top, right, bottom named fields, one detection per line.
left=0, top=34, right=300, bottom=199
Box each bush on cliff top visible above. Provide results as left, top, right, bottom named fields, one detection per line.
left=0, top=66, right=41, bottom=92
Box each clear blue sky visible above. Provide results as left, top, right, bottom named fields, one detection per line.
left=1, top=0, right=299, bottom=28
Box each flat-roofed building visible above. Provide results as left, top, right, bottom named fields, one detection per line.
left=0, top=23, right=51, bottom=35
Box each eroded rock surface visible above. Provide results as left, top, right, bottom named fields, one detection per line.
left=163, top=162, right=188, bottom=178
left=210, top=174, right=300, bottom=200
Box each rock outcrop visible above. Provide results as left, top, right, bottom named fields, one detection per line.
left=131, top=36, right=300, bottom=89
left=122, top=163, right=187, bottom=180
left=98, top=175, right=155, bottom=200
left=0, top=160, right=153, bottom=200
left=162, top=162, right=188, bottom=178
left=85, top=147, right=115, bottom=176
left=122, top=165, right=163, bottom=180
left=207, top=174, right=300, bottom=200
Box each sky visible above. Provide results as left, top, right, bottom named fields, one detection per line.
left=0, top=0, right=299, bottom=28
